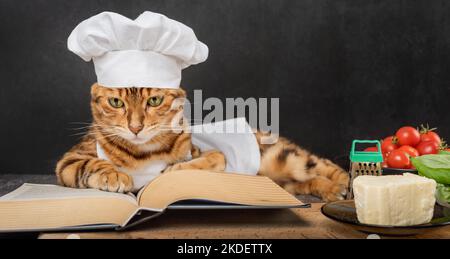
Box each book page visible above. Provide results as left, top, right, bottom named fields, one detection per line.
left=0, top=183, right=137, bottom=205
left=138, top=170, right=303, bottom=210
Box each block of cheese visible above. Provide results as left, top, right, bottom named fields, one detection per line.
left=353, top=173, right=436, bottom=226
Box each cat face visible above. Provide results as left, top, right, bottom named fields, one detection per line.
left=90, top=83, right=186, bottom=145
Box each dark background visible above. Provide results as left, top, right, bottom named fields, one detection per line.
left=0, top=0, right=449, bottom=175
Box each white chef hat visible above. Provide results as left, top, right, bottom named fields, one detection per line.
left=67, top=11, right=208, bottom=88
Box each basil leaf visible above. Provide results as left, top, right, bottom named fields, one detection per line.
left=436, top=183, right=450, bottom=204
left=412, top=155, right=450, bottom=169
left=411, top=155, right=450, bottom=184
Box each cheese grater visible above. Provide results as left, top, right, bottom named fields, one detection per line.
left=346, top=140, right=383, bottom=199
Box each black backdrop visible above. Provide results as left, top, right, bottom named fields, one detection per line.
left=1, top=0, right=449, bottom=175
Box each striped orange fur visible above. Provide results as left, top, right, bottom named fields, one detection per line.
left=56, top=84, right=348, bottom=201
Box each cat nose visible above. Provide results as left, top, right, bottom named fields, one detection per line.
left=129, top=124, right=143, bottom=135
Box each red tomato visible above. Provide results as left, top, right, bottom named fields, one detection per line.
left=419, top=124, right=441, bottom=145
left=416, top=141, right=439, bottom=155
left=395, top=126, right=421, bottom=146
left=420, top=131, right=441, bottom=145
left=364, top=146, right=379, bottom=152
left=397, top=145, right=419, bottom=157
left=387, top=150, right=411, bottom=169
left=381, top=136, right=398, bottom=153
left=382, top=161, right=389, bottom=168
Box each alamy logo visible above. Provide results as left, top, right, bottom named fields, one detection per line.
left=170, top=90, right=280, bottom=144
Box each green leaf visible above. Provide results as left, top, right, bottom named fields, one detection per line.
left=412, top=155, right=450, bottom=169
left=411, top=155, right=450, bottom=184
left=436, top=184, right=450, bottom=204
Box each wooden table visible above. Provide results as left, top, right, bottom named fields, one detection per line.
left=38, top=203, right=450, bottom=239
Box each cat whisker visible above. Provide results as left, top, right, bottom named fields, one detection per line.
left=95, top=134, right=122, bottom=142
left=68, top=125, right=97, bottom=130
left=68, top=123, right=115, bottom=131
left=141, top=125, right=158, bottom=134
left=68, top=122, right=93, bottom=125
left=69, top=132, right=91, bottom=136
left=149, top=137, right=171, bottom=148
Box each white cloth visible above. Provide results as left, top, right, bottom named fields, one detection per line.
left=96, top=118, right=260, bottom=191
left=67, top=11, right=208, bottom=88
left=190, top=117, right=261, bottom=174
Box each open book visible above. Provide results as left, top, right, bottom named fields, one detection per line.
left=0, top=170, right=307, bottom=232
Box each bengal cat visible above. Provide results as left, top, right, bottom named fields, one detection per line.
left=56, top=84, right=349, bottom=202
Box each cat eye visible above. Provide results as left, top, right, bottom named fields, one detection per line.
left=147, top=96, right=164, bottom=107
left=108, top=97, right=124, bottom=108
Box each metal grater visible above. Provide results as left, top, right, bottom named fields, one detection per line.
left=346, top=140, right=383, bottom=199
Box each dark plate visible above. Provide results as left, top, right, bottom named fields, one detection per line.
left=321, top=200, right=450, bottom=236
left=382, top=167, right=418, bottom=175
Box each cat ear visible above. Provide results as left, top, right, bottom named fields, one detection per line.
left=90, top=83, right=99, bottom=96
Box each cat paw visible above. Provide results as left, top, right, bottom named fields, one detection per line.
left=88, top=171, right=133, bottom=193
left=321, top=183, right=348, bottom=202
left=334, top=171, right=350, bottom=189
left=320, top=170, right=349, bottom=202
